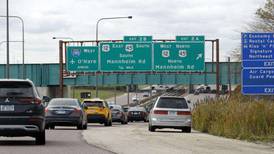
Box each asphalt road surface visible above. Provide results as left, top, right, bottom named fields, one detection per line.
left=0, top=127, right=113, bottom=154
left=106, top=92, right=148, bottom=106
left=83, top=122, right=274, bottom=154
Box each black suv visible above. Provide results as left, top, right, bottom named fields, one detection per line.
left=0, top=79, right=46, bottom=145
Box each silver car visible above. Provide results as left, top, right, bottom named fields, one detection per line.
left=148, top=96, right=191, bottom=133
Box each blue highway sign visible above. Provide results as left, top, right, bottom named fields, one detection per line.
left=242, top=33, right=274, bottom=67
left=241, top=33, right=274, bottom=95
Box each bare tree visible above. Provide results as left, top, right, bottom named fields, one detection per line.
left=250, top=0, right=274, bottom=32
left=231, top=0, right=274, bottom=61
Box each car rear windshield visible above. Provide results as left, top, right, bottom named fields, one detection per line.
left=84, top=101, right=103, bottom=107
left=156, top=97, right=188, bottom=109
left=48, top=99, right=79, bottom=107
left=128, top=107, right=146, bottom=112
left=0, top=81, right=34, bottom=97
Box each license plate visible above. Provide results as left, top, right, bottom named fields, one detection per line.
left=56, top=110, right=66, bottom=114
left=168, top=111, right=177, bottom=116
left=0, top=105, right=14, bottom=111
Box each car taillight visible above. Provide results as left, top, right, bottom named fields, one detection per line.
left=45, top=108, right=48, bottom=113
left=33, top=98, right=42, bottom=104
left=74, top=108, right=81, bottom=112
left=177, top=111, right=191, bottom=115
left=154, top=110, right=168, bottom=115
left=19, top=98, right=41, bottom=104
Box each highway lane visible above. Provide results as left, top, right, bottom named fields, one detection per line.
left=0, top=127, right=113, bottom=154
left=83, top=122, right=274, bottom=154
left=106, top=92, right=149, bottom=106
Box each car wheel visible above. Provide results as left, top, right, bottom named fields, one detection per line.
left=45, top=125, right=49, bottom=129
left=149, top=125, right=156, bottom=132
left=109, top=120, right=112, bottom=126
left=49, top=125, right=55, bottom=129
left=184, top=127, right=191, bottom=133
left=35, top=130, right=46, bottom=145
left=104, top=119, right=108, bottom=126
left=77, top=124, right=83, bottom=130
left=83, top=122, right=88, bottom=130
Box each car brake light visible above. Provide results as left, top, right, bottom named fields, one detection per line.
left=33, top=98, right=42, bottom=104
left=45, top=108, right=48, bottom=113
left=177, top=111, right=191, bottom=115
left=154, top=110, right=168, bottom=115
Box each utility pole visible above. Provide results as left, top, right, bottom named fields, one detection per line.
left=6, top=0, right=10, bottom=79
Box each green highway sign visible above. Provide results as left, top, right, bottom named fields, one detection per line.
left=153, top=42, right=205, bottom=71
left=100, top=42, right=152, bottom=71
left=176, top=36, right=204, bottom=42
left=124, top=36, right=153, bottom=42
left=66, top=46, right=98, bottom=72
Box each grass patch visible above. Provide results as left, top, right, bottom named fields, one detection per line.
left=192, top=86, right=274, bottom=142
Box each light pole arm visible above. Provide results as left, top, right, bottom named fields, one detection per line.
left=96, top=16, right=132, bottom=43
left=0, top=15, right=25, bottom=78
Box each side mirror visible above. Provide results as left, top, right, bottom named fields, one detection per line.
left=187, top=100, right=191, bottom=104
left=110, top=106, right=113, bottom=109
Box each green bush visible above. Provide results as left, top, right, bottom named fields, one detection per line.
left=192, top=87, right=274, bottom=141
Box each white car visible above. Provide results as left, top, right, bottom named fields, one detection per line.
left=148, top=96, right=192, bottom=133
left=132, top=95, right=139, bottom=102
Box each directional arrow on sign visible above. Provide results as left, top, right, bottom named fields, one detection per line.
left=70, top=59, right=75, bottom=64
left=196, top=53, right=203, bottom=60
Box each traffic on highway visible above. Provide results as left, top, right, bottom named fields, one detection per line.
left=1, top=0, right=274, bottom=154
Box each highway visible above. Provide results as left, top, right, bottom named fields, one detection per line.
left=83, top=122, right=273, bottom=154
left=0, top=93, right=273, bottom=154
left=0, top=127, right=113, bottom=154
left=106, top=92, right=149, bottom=106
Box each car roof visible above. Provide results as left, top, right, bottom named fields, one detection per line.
left=51, top=98, right=78, bottom=101
left=0, top=79, right=33, bottom=82
left=82, top=98, right=105, bottom=102
left=158, top=96, right=185, bottom=99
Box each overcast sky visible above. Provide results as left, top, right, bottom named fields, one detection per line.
left=0, top=0, right=265, bottom=63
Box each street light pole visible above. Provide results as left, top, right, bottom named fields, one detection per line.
left=0, top=15, right=25, bottom=78
left=6, top=0, right=9, bottom=79
left=52, top=37, right=73, bottom=98
left=95, top=16, right=132, bottom=97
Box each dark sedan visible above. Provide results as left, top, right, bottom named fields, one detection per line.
left=110, top=104, right=128, bottom=124
left=127, top=106, right=148, bottom=122
left=45, top=98, right=87, bottom=130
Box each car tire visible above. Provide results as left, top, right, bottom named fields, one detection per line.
left=77, top=124, right=83, bottom=130
left=149, top=125, right=156, bottom=132
left=104, top=119, right=109, bottom=126
left=182, top=127, right=191, bottom=133
left=35, top=130, right=46, bottom=145
left=49, top=125, right=55, bottom=129
left=83, top=122, right=88, bottom=130
left=45, top=125, right=49, bottom=129
left=109, top=120, right=112, bottom=126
